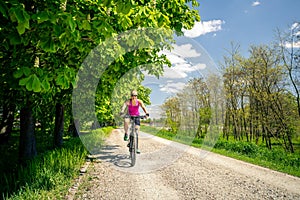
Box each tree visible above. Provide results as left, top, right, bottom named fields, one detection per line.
left=222, top=42, right=297, bottom=152
left=162, top=96, right=181, bottom=133
left=222, top=43, right=244, bottom=140
left=187, top=78, right=211, bottom=137
left=0, top=0, right=200, bottom=160
left=161, top=77, right=212, bottom=138
left=276, top=22, right=300, bottom=117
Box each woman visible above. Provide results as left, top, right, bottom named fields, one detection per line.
left=120, top=90, right=149, bottom=153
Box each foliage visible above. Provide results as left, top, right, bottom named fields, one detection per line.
left=213, top=138, right=300, bottom=177
left=80, top=127, right=114, bottom=154
left=1, top=137, right=87, bottom=199
left=222, top=44, right=300, bottom=152
left=161, top=77, right=214, bottom=137
left=0, top=0, right=201, bottom=162
left=275, top=22, right=300, bottom=117
left=1, top=127, right=113, bottom=199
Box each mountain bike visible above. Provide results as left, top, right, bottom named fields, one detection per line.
left=128, top=115, right=145, bottom=166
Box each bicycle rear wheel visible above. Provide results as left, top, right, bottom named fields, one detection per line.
left=129, top=135, right=137, bottom=166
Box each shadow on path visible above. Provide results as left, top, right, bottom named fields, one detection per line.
left=88, top=144, right=133, bottom=168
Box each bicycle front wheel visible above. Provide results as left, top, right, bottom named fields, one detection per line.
left=130, top=135, right=137, bottom=166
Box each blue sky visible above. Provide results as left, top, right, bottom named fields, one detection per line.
left=187, top=0, right=300, bottom=63
left=142, top=0, right=300, bottom=118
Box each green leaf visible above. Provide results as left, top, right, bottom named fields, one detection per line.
left=25, top=77, right=33, bottom=91
left=16, top=23, right=25, bottom=35
left=23, top=67, right=31, bottom=76
left=68, top=17, right=76, bottom=32
left=53, top=25, right=62, bottom=36
left=40, top=37, right=56, bottom=52
left=13, top=69, right=23, bottom=78
left=23, top=9, right=30, bottom=22
left=14, top=7, right=26, bottom=23
left=0, top=1, right=8, bottom=18
left=19, top=76, right=31, bottom=86
left=56, top=74, right=69, bottom=89
left=120, top=16, right=132, bottom=29
left=42, top=79, right=50, bottom=91
left=9, top=33, right=21, bottom=45
left=36, top=11, right=49, bottom=24
left=9, top=8, right=17, bottom=22
left=122, top=4, right=131, bottom=15
left=82, top=20, right=91, bottom=30
left=36, top=68, right=44, bottom=76
left=10, top=7, right=30, bottom=35
left=58, top=32, right=68, bottom=48
left=32, top=74, right=42, bottom=92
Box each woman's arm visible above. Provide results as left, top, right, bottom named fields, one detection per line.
left=120, top=100, right=129, bottom=114
left=138, top=100, right=148, bottom=115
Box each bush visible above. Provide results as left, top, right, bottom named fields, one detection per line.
left=1, top=137, right=87, bottom=199
left=214, top=140, right=259, bottom=156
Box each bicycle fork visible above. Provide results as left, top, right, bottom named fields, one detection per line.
left=135, top=128, right=139, bottom=150
left=129, top=128, right=139, bottom=151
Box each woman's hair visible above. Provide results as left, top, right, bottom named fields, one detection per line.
left=131, top=90, right=138, bottom=96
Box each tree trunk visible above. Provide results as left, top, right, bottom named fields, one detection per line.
left=19, top=103, right=37, bottom=163
left=0, top=103, right=16, bottom=144
left=54, top=103, right=64, bottom=148
left=68, top=118, right=79, bottom=137
left=286, top=129, right=294, bottom=153
left=223, top=110, right=230, bottom=140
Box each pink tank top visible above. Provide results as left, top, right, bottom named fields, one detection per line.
left=128, top=100, right=140, bottom=116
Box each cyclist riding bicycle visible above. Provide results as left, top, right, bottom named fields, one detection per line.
left=120, top=90, right=149, bottom=153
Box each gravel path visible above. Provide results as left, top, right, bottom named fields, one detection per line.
left=73, top=128, right=300, bottom=200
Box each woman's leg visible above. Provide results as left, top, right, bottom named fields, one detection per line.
left=124, top=118, right=130, bottom=141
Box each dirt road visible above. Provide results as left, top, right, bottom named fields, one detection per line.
left=73, top=129, right=300, bottom=200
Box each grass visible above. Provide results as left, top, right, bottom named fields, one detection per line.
left=0, top=127, right=114, bottom=200
left=141, top=125, right=300, bottom=178
left=3, top=125, right=297, bottom=198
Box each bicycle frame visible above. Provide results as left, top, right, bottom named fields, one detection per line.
left=128, top=115, right=144, bottom=166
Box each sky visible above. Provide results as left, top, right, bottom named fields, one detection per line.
left=186, top=0, right=300, bottom=62
left=142, top=0, right=300, bottom=118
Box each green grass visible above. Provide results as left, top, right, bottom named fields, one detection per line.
left=141, top=125, right=300, bottom=178
left=212, top=139, right=300, bottom=177
left=0, top=127, right=113, bottom=200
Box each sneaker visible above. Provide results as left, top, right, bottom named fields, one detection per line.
left=124, top=133, right=128, bottom=141
left=136, top=149, right=141, bottom=154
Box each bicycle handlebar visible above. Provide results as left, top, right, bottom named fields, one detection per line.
left=129, top=115, right=147, bottom=119
left=120, top=114, right=149, bottom=119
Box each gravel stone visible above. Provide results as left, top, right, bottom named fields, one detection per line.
left=73, top=129, right=300, bottom=200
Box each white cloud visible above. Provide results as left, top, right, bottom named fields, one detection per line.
left=164, top=51, right=186, bottom=65
left=291, top=22, right=300, bottom=30
left=162, top=66, right=188, bottom=78
left=160, top=53, right=207, bottom=79
left=147, top=42, right=207, bottom=80
left=160, top=81, right=186, bottom=94
left=252, top=1, right=261, bottom=6
left=284, top=41, right=300, bottom=48
left=172, top=44, right=201, bottom=58
left=183, top=20, right=225, bottom=38
left=158, top=44, right=206, bottom=79
left=283, top=23, right=300, bottom=48
left=147, top=104, right=163, bottom=119
left=194, top=63, right=207, bottom=70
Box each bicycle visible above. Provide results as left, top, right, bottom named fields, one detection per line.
left=127, top=115, right=145, bottom=166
